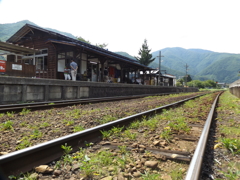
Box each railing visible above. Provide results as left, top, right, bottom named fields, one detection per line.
left=36, top=69, right=55, bottom=79
left=5, top=62, right=36, bottom=77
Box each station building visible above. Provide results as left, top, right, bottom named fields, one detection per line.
left=0, top=23, right=176, bottom=86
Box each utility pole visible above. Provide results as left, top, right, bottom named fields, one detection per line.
left=157, top=51, right=164, bottom=86
left=185, top=63, right=189, bottom=87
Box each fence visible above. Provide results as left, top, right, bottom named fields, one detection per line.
left=5, top=62, right=36, bottom=77
left=36, top=69, right=55, bottom=79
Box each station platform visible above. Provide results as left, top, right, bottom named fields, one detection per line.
left=0, top=76, right=198, bottom=104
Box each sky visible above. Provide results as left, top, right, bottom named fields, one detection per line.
left=0, top=0, right=240, bottom=56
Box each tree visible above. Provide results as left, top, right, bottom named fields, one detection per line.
left=96, top=43, right=108, bottom=49
left=76, top=36, right=108, bottom=49
left=76, top=36, right=91, bottom=44
left=135, top=39, right=155, bottom=66
left=204, top=80, right=217, bottom=88
left=183, top=75, right=192, bottom=82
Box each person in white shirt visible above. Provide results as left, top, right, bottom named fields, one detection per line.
left=70, top=60, right=78, bottom=81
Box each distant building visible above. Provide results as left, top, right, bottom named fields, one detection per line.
left=139, top=69, right=176, bottom=86
left=217, top=82, right=227, bottom=88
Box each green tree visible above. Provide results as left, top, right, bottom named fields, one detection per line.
left=204, top=80, right=217, bottom=88
left=76, top=36, right=91, bottom=44
left=176, top=81, right=183, bottom=87
left=188, top=80, right=204, bottom=88
left=96, top=43, right=108, bottom=49
left=135, top=39, right=155, bottom=66
left=76, top=36, right=108, bottom=49
left=178, top=78, right=184, bottom=86
left=183, top=75, right=192, bottom=83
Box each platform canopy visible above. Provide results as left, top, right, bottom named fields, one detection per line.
left=0, top=41, right=39, bottom=55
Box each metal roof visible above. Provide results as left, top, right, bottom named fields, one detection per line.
left=7, top=24, right=152, bottom=70
left=0, top=41, right=39, bottom=54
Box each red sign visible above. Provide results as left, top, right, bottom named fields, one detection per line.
left=0, top=60, right=6, bottom=73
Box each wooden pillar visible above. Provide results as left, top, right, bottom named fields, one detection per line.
left=134, top=69, right=137, bottom=83
left=99, top=58, right=106, bottom=82
left=96, top=63, right=99, bottom=82
left=143, top=70, right=146, bottom=85
left=78, top=51, right=82, bottom=79
left=120, top=68, right=124, bottom=83
left=127, top=68, right=130, bottom=83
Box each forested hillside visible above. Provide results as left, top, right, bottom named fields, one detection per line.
left=0, top=20, right=76, bottom=41
left=114, top=51, right=185, bottom=77
left=114, top=52, right=135, bottom=59
left=150, top=47, right=240, bottom=83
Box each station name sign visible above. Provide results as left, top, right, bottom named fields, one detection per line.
left=12, top=64, right=22, bottom=71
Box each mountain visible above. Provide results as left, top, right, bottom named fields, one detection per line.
left=114, top=51, right=186, bottom=78
left=0, top=20, right=76, bottom=41
left=114, top=52, right=135, bottom=59
left=150, top=47, right=240, bottom=83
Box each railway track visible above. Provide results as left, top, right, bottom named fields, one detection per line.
left=0, top=91, right=221, bottom=179
left=0, top=92, right=184, bottom=113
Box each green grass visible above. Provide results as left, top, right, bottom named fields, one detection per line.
left=1, top=120, right=14, bottom=131
left=6, top=111, right=15, bottom=118
left=220, top=126, right=240, bottom=136
left=19, top=108, right=31, bottom=115
left=97, top=115, right=117, bottom=124
left=73, top=125, right=85, bottom=132
left=141, top=171, right=161, bottom=180
left=221, top=138, right=240, bottom=154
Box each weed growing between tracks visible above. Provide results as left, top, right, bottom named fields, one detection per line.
left=215, top=91, right=240, bottom=179
left=201, top=91, right=240, bottom=180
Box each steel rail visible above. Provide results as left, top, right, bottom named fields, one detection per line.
left=0, top=92, right=182, bottom=113
left=0, top=93, right=206, bottom=178
left=185, top=92, right=222, bottom=180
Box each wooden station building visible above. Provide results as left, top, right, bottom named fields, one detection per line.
left=2, top=24, right=153, bottom=83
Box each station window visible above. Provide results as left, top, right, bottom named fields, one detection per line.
left=24, top=59, right=33, bottom=65
left=36, top=49, right=48, bottom=55
left=36, top=56, right=47, bottom=70
left=41, top=49, right=48, bottom=54
left=66, top=51, right=73, bottom=57
left=58, top=52, right=65, bottom=59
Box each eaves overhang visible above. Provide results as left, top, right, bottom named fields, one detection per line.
left=0, top=41, right=39, bottom=54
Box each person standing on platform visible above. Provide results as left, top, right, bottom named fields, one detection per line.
left=70, top=60, right=78, bottom=81
left=64, top=66, right=71, bottom=80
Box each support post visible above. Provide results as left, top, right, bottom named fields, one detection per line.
left=158, top=51, right=161, bottom=86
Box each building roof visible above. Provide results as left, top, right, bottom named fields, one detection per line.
left=7, top=24, right=152, bottom=70
left=46, top=39, right=149, bottom=68
left=0, top=41, right=39, bottom=55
